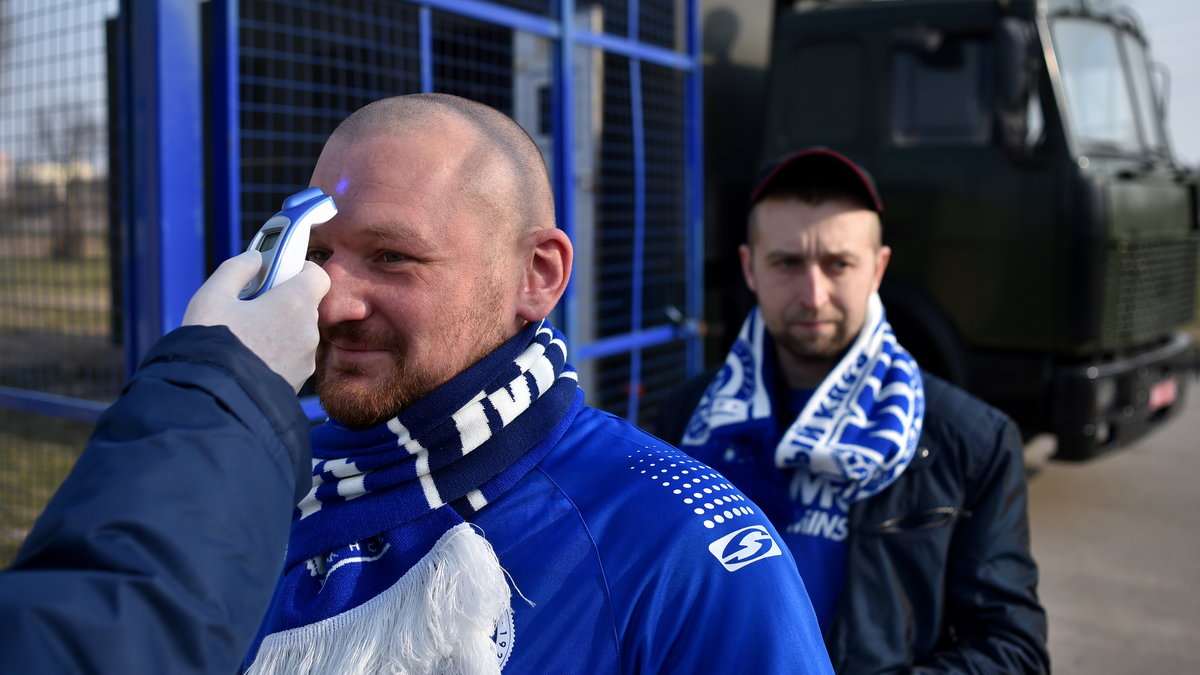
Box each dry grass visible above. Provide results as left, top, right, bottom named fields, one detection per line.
left=0, top=411, right=93, bottom=565
left=0, top=246, right=118, bottom=566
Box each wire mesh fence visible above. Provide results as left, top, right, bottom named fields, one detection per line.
left=0, top=0, right=121, bottom=565
left=233, top=0, right=694, bottom=424
left=1, top=0, right=698, bottom=565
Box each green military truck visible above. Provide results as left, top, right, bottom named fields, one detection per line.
left=703, top=0, right=1199, bottom=460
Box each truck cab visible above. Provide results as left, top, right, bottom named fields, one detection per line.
left=755, top=0, right=1198, bottom=459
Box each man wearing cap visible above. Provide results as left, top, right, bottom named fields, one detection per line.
left=656, top=147, right=1049, bottom=672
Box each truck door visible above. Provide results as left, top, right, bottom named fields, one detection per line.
left=872, top=21, right=1066, bottom=373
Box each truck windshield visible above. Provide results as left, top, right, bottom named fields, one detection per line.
left=1050, top=16, right=1165, bottom=158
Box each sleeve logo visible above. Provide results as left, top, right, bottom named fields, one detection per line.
left=707, top=525, right=783, bottom=572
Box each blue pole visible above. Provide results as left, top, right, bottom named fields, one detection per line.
left=554, top=0, right=578, bottom=344
left=684, top=0, right=705, bottom=375
left=211, top=0, right=242, bottom=260
left=420, top=5, right=434, bottom=92
left=124, top=0, right=205, bottom=373
left=628, top=54, right=647, bottom=424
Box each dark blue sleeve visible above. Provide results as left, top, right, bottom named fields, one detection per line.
left=0, top=325, right=312, bottom=674
left=918, top=415, right=1050, bottom=673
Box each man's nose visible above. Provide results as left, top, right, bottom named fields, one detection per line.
left=316, top=257, right=370, bottom=325
left=797, top=267, right=830, bottom=311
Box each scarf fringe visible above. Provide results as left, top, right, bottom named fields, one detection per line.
left=247, top=523, right=510, bottom=675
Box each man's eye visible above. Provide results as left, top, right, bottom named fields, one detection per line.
left=381, top=251, right=407, bottom=263
left=306, top=250, right=330, bottom=264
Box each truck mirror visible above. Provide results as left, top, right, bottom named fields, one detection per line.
left=995, top=18, right=1039, bottom=156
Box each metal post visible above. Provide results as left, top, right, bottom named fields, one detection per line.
left=123, top=0, right=205, bottom=372
left=554, top=0, right=579, bottom=344
left=211, top=0, right=242, bottom=260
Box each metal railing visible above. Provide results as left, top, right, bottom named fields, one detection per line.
left=0, top=0, right=702, bottom=565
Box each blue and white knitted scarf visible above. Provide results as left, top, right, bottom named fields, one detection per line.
left=247, top=320, right=582, bottom=675
left=681, top=293, right=925, bottom=505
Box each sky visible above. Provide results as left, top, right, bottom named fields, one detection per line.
left=1, top=0, right=1196, bottom=167
left=1122, top=0, right=1200, bottom=167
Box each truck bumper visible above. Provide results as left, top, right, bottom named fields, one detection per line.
left=1052, top=331, right=1196, bottom=461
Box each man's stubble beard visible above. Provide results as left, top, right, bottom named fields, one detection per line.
left=314, top=338, right=433, bottom=430
left=314, top=287, right=510, bottom=430
left=772, top=314, right=852, bottom=378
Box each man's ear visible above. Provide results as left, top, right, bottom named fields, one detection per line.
left=739, top=243, right=758, bottom=294
left=872, top=245, right=892, bottom=292
left=517, top=227, right=573, bottom=322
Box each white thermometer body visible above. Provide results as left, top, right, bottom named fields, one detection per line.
left=239, top=187, right=337, bottom=300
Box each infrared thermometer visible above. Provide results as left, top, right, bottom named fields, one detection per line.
left=239, top=187, right=338, bottom=300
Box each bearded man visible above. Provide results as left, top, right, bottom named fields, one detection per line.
left=657, top=148, right=1049, bottom=673
left=243, top=94, right=833, bottom=674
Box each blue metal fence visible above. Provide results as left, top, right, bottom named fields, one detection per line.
left=0, top=0, right=122, bottom=563
left=209, top=0, right=703, bottom=423
left=0, top=0, right=702, bottom=562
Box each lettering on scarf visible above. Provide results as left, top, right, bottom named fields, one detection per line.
left=304, top=535, right=389, bottom=581
left=812, top=354, right=868, bottom=420
left=682, top=319, right=764, bottom=446
left=790, top=353, right=870, bottom=459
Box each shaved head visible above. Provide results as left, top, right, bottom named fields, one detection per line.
left=326, top=93, right=556, bottom=241
left=307, top=94, right=574, bottom=426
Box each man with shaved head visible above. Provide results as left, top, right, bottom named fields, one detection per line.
left=243, top=94, right=832, bottom=674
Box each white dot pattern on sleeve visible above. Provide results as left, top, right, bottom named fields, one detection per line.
left=626, top=446, right=756, bottom=529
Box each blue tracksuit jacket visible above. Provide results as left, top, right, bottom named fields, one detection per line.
left=466, top=404, right=833, bottom=673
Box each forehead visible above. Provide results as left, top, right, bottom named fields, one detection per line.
left=312, top=131, right=459, bottom=199
left=749, top=198, right=880, bottom=251
left=308, top=131, right=480, bottom=245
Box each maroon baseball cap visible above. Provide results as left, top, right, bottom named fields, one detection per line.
left=749, top=147, right=883, bottom=213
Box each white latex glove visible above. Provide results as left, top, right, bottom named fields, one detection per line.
left=182, top=250, right=331, bottom=392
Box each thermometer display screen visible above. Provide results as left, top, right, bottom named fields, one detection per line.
left=256, top=230, right=282, bottom=252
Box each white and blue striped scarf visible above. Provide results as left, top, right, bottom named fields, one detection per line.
left=681, top=293, right=924, bottom=505
left=247, top=320, right=582, bottom=675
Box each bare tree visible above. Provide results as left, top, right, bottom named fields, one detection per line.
left=36, top=105, right=102, bottom=260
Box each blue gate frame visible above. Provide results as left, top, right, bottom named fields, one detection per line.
left=211, top=0, right=706, bottom=426
left=1, top=0, right=705, bottom=428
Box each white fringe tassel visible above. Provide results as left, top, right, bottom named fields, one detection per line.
left=246, top=523, right=511, bottom=675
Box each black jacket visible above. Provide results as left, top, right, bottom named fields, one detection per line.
left=656, top=370, right=1050, bottom=674
left=0, top=326, right=312, bottom=673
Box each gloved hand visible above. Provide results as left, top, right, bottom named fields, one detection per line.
left=182, top=250, right=330, bottom=392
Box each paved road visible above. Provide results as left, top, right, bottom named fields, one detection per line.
left=1027, top=378, right=1200, bottom=674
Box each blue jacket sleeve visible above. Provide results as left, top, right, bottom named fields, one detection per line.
left=0, top=325, right=312, bottom=674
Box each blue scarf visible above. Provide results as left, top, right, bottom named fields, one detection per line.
left=681, top=293, right=925, bottom=507
left=247, top=320, right=583, bottom=675
left=679, top=295, right=923, bottom=632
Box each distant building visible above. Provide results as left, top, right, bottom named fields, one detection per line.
left=0, top=152, right=11, bottom=198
